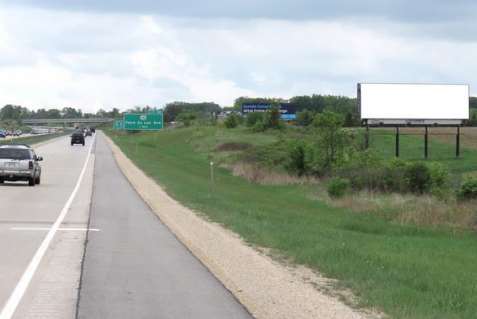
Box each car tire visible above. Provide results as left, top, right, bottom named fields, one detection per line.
left=82, top=142, right=85, bottom=146
left=0, top=178, right=4, bottom=184
left=28, top=178, right=35, bottom=186
left=35, top=176, right=41, bottom=185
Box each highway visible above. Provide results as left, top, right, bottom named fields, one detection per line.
left=0, top=133, right=252, bottom=319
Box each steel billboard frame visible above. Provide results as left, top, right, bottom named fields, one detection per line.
left=358, top=83, right=470, bottom=159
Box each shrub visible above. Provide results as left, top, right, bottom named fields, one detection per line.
left=285, top=142, right=308, bottom=176
left=458, top=177, right=477, bottom=200
left=428, top=162, right=449, bottom=189
left=383, top=158, right=408, bottom=192
left=265, top=104, right=282, bottom=129
left=224, top=113, right=241, bottom=128
left=327, top=177, right=350, bottom=198
left=252, top=120, right=266, bottom=132
left=296, top=109, right=314, bottom=126
left=258, top=105, right=284, bottom=130
left=246, top=112, right=264, bottom=127
left=337, top=150, right=384, bottom=190
left=405, top=162, right=431, bottom=194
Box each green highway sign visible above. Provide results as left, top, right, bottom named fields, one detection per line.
left=113, top=120, right=124, bottom=130
left=123, top=112, right=164, bottom=131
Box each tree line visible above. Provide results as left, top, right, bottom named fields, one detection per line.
left=3, top=95, right=477, bottom=124
left=0, top=104, right=122, bottom=121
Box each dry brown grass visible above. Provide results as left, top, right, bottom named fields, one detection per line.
left=318, top=189, right=477, bottom=231
left=229, top=162, right=318, bottom=185
left=216, top=142, right=252, bottom=152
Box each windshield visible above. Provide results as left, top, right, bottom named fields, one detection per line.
left=0, top=148, right=32, bottom=160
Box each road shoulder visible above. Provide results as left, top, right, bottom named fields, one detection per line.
left=103, top=132, right=376, bottom=319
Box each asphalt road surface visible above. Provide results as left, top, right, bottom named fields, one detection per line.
left=0, top=133, right=252, bottom=319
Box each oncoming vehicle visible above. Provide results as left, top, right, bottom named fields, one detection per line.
left=0, top=144, right=43, bottom=186
left=71, top=130, right=85, bottom=146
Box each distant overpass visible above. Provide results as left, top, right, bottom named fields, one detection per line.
left=22, top=118, right=114, bottom=126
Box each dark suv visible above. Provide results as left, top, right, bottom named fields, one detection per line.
left=71, top=130, right=85, bottom=146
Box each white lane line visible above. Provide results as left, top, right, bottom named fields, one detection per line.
left=10, top=227, right=100, bottom=232
left=0, top=136, right=96, bottom=319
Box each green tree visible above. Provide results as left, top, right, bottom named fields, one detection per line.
left=313, top=111, right=347, bottom=171
left=264, top=104, right=282, bottom=129
left=176, top=112, right=197, bottom=127
left=164, top=102, right=220, bottom=122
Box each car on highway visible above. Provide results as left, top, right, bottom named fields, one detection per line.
left=0, top=130, right=5, bottom=138
left=85, top=129, right=92, bottom=137
left=0, top=144, right=42, bottom=186
left=71, top=130, right=85, bottom=146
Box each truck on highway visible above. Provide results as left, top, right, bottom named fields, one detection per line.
left=0, top=144, right=43, bottom=186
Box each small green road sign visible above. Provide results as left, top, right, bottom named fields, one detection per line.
left=113, top=120, right=124, bottom=130
left=123, top=112, right=164, bottom=131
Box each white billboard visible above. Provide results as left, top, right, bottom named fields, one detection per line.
left=358, top=83, right=469, bottom=124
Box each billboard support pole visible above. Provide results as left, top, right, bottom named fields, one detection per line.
left=365, top=123, right=369, bottom=149
left=424, top=126, right=429, bottom=159
left=395, top=127, right=400, bottom=157
left=456, top=126, right=461, bottom=158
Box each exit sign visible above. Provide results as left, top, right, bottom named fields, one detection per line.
left=123, top=112, right=164, bottom=131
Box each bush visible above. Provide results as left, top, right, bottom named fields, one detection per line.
left=252, top=120, right=266, bottom=132
left=285, top=142, right=308, bottom=176
left=246, top=112, right=264, bottom=127
left=405, top=162, right=431, bottom=194
left=224, top=113, right=241, bottom=128
left=458, top=177, right=477, bottom=200
left=428, top=162, right=449, bottom=189
left=296, top=109, right=314, bottom=126
left=337, top=150, right=384, bottom=190
left=383, top=159, right=408, bottom=192
left=265, top=104, right=282, bottom=129
left=327, top=177, right=350, bottom=198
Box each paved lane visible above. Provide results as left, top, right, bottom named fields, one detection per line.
left=77, top=133, right=252, bottom=319
left=0, top=135, right=95, bottom=318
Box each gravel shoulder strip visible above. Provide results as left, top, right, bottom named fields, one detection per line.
left=103, top=132, right=375, bottom=319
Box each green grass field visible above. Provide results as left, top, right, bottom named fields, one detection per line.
left=370, top=129, right=477, bottom=175
left=106, top=126, right=477, bottom=319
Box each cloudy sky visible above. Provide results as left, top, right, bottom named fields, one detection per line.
left=0, top=1, right=475, bottom=112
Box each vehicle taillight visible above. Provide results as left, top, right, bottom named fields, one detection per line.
left=29, top=161, right=33, bottom=169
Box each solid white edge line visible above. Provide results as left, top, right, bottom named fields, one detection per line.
left=0, top=135, right=96, bottom=319
left=10, top=227, right=100, bottom=232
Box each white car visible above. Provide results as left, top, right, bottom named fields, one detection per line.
left=0, top=144, right=43, bottom=186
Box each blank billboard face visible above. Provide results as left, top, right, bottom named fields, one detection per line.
left=359, top=84, right=469, bottom=121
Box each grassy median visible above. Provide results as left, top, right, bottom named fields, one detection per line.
left=106, top=126, right=477, bottom=319
left=0, top=132, right=69, bottom=146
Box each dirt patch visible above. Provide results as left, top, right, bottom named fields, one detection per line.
left=103, top=132, right=379, bottom=319
left=216, top=142, right=252, bottom=152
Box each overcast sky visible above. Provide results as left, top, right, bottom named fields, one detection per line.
left=0, top=1, right=475, bottom=112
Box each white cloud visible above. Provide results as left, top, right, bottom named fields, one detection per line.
left=0, top=5, right=475, bottom=112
